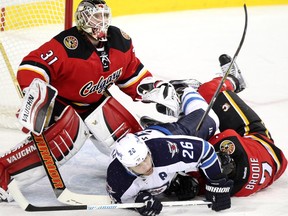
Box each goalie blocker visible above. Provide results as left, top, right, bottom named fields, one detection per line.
left=17, top=78, right=58, bottom=135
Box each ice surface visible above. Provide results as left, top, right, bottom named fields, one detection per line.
left=1, top=5, right=288, bottom=216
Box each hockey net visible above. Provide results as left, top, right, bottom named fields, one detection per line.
left=0, top=0, right=72, bottom=130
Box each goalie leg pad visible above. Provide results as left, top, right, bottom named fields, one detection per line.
left=45, top=106, right=90, bottom=164
left=0, top=106, right=89, bottom=194
left=85, top=96, right=142, bottom=155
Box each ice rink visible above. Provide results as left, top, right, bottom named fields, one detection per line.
left=1, top=4, right=288, bottom=216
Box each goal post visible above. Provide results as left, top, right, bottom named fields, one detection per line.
left=0, top=0, right=73, bottom=130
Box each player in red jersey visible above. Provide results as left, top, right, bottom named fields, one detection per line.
left=103, top=55, right=286, bottom=215
left=17, top=0, right=152, bottom=121
left=164, top=54, right=287, bottom=198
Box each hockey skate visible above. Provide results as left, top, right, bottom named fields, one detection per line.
left=169, top=79, right=202, bottom=99
left=218, top=54, right=246, bottom=93
left=0, top=187, right=12, bottom=202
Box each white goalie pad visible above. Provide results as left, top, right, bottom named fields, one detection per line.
left=85, top=96, right=142, bottom=155
left=17, top=78, right=57, bottom=135
left=1, top=106, right=90, bottom=198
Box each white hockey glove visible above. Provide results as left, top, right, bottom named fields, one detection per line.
left=17, top=78, right=57, bottom=135
left=138, top=77, right=180, bottom=117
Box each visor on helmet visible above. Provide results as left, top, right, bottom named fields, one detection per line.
left=75, top=1, right=111, bottom=41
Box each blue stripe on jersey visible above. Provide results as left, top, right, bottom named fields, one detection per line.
left=182, top=92, right=205, bottom=113
left=200, top=141, right=217, bottom=169
left=146, top=125, right=173, bottom=135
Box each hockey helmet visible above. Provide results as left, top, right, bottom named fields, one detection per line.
left=75, top=0, right=111, bottom=41
left=115, top=133, right=150, bottom=168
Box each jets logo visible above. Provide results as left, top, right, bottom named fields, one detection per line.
left=63, top=36, right=78, bottom=50
left=167, top=141, right=179, bottom=158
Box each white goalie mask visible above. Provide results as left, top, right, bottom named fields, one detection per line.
left=75, top=0, right=111, bottom=41
left=115, top=133, right=150, bottom=168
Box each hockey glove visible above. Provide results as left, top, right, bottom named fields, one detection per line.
left=17, top=78, right=57, bottom=135
left=135, top=191, right=163, bottom=216
left=165, top=173, right=199, bottom=201
left=141, top=81, right=180, bottom=117
left=205, top=175, right=233, bottom=211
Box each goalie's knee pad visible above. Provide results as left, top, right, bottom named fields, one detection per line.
left=85, top=96, right=142, bottom=155
left=0, top=106, right=89, bottom=194
left=45, top=106, right=90, bottom=164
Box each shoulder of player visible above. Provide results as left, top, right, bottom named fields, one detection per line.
left=51, top=26, right=94, bottom=59
left=107, top=158, right=137, bottom=189
left=107, top=26, right=132, bottom=52
left=146, top=136, right=211, bottom=165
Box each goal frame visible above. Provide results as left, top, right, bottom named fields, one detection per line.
left=0, top=0, right=74, bottom=130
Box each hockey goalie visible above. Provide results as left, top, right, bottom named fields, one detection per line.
left=0, top=72, right=180, bottom=202
left=0, top=78, right=150, bottom=202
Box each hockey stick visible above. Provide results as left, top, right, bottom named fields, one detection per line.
left=196, top=4, right=248, bottom=133
left=29, top=131, right=113, bottom=205
left=0, top=42, right=23, bottom=99
left=8, top=179, right=211, bottom=212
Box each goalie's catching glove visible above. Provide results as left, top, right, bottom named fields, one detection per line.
left=135, top=191, right=163, bottom=216
left=137, top=77, right=180, bottom=117
left=205, top=174, right=233, bottom=211
left=165, top=173, right=199, bottom=200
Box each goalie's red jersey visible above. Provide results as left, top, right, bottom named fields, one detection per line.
left=17, top=26, right=152, bottom=117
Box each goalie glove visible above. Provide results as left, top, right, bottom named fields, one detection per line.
left=205, top=174, right=233, bottom=211
left=138, top=77, right=180, bottom=117
left=17, top=78, right=57, bottom=135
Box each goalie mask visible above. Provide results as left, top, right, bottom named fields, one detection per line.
left=115, top=133, right=153, bottom=176
left=75, top=0, right=111, bottom=41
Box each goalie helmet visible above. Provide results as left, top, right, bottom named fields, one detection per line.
left=115, top=133, right=150, bottom=168
left=75, top=0, right=111, bottom=41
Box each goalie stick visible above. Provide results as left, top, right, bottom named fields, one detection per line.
left=196, top=4, right=248, bottom=133
left=29, top=131, right=113, bottom=205
left=8, top=179, right=211, bottom=212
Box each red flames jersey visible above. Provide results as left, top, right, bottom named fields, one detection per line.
left=209, top=130, right=287, bottom=196
left=17, top=26, right=152, bottom=116
left=192, top=129, right=287, bottom=197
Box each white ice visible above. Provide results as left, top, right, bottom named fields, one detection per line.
left=1, top=5, right=288, bottom=216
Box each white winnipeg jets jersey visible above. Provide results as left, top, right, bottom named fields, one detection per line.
left=106, top=129, right=222, bottom=203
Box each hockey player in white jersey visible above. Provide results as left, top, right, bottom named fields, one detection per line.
left=106, top=87, right=233, bottom=216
